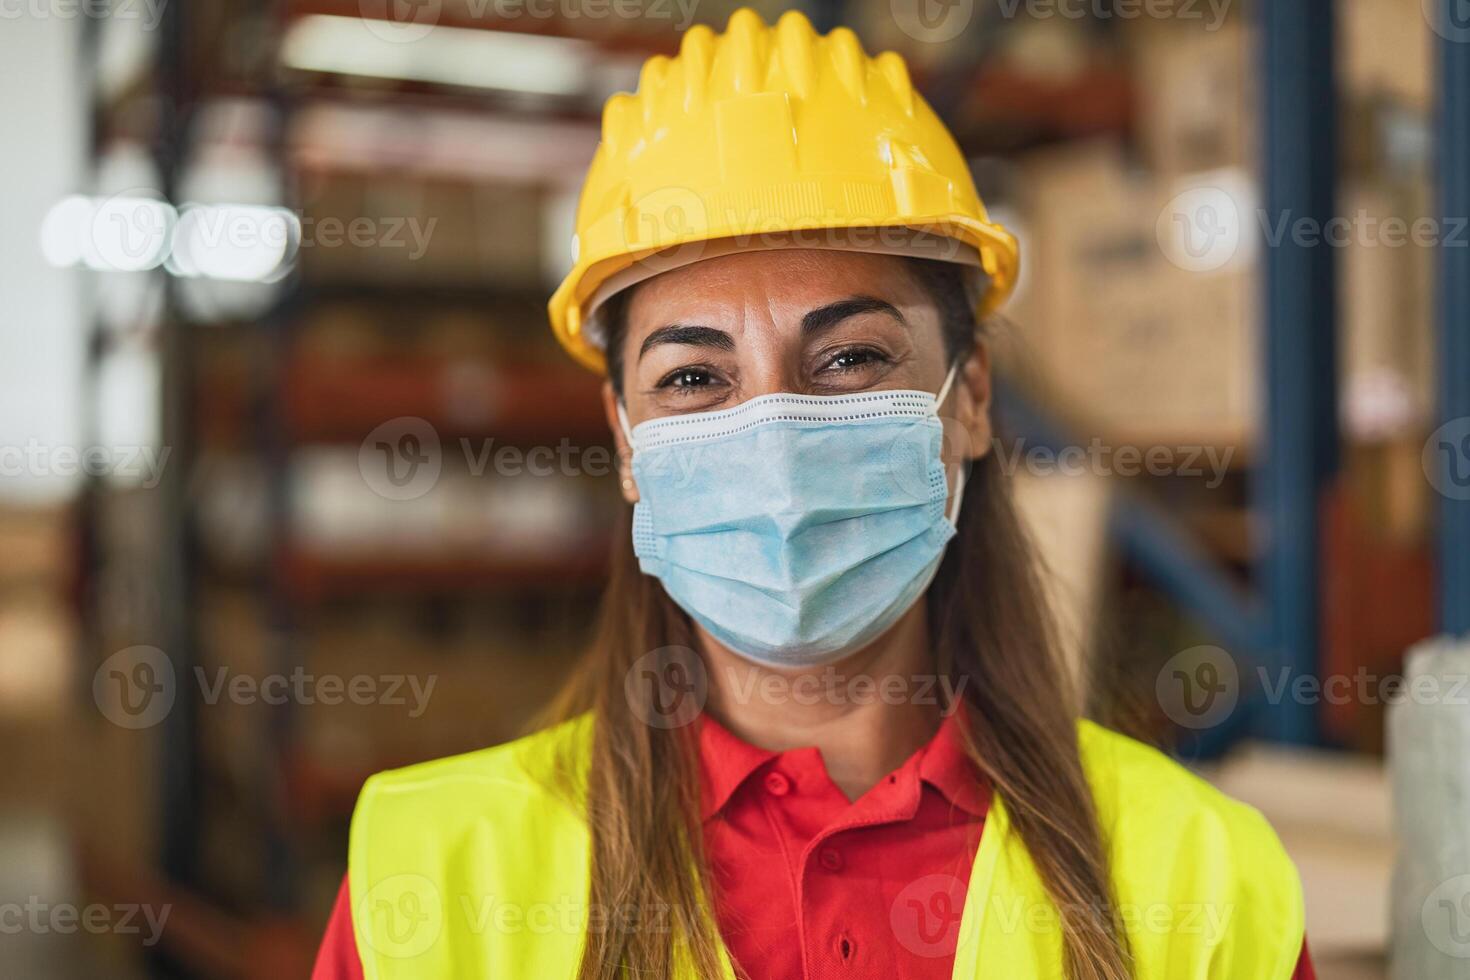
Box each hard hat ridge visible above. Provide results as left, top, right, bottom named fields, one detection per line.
left=548, top=7, right=1020, bottom=373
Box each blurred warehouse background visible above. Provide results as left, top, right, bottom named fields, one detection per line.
left=1, top=0, right=1468, bottom=977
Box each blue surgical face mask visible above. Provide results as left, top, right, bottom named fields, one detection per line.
left=618, top=366, right=965, bottom=668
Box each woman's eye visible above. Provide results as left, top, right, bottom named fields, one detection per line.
left=658, top=367, right=714, bottom=389
left=824, top=347, right=885, bottom=372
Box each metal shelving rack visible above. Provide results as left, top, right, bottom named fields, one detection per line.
left=75, top=3, right=624, bottom=973
left=1012, top=0, right=1470, bottom=748
left=1255, top=0, right=1339, bottom=745
left=1435, top=3, right=1470, bottom=637
left=70, top=1, right=1470, bottom=975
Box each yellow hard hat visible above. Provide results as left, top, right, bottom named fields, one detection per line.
left=546, top=7, right=1020, bottom=373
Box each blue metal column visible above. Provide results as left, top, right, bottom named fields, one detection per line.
left=1256, top=0, right=1338, bottom=744
left=1435, top=2, right=1470, bottom=634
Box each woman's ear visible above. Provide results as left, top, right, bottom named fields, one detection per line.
left=602, top=381, right=640, bottom=504
left=957, top=337, right=993, bottom=461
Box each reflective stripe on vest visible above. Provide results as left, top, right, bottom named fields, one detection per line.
left=348, top=717, right=1304, bottom=979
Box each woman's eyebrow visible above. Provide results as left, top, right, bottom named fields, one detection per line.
left=801, top=297, right=907, bottom=335
left=638, top=324, right=735, bottom=361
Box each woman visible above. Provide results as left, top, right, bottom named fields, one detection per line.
left=315, top=9, right=1313, bottom=979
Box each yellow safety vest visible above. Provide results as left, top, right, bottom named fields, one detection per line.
left=348, top=717, right=1304, bottom=979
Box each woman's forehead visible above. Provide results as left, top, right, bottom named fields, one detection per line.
left=626, top=249, right=924, bottom=320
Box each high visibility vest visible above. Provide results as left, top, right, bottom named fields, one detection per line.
left=348, top=717, right=1304, bottom=979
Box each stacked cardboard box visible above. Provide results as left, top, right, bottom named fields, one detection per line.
left=1011, top=4, right=1436, bottom=453
left=1339, top=177, right=1436, bottom=441
left=1341, top=0, right=1433, bottom=107
left=0, top=506, right=75, bottom=716
left=1131, top=18, right=1251, bottom=177
left=1007, top=140, right=1255, bottom=449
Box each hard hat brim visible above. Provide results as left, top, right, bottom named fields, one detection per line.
left=548, top=217, right=1018, bottom=375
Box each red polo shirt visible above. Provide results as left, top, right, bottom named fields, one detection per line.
left=313, top=715, right=1316, bottom=978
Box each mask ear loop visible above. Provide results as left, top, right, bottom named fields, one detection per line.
left=615, top=399, right=635, bottom=448
left=935, top=360, right=961, bottom=410
left=946, top=462, right=969, bottom=527
left=934, top=361, right=969, bottom=528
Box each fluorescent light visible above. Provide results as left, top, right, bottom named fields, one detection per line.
left=41, top=194, right=176, bottom=272
left=281, top=14, right=591, bottom=98
left=87, top=195, right=175, bottom=271
left=39, top=195, right=94, bottom=268
left=170, top=204, right=301, bottom=282
left=43, top=195, right=299, bottom=282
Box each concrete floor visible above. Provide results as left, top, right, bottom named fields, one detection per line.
left=0, top=808, right=143, bottom=979
left=0, top=714, right=147, bottom=980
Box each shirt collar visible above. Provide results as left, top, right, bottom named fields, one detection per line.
left=698, top=714, right=780, bottom=822
left=696, top=710, right=990, bottom=823
left=917, top=709, right=992, bottom=818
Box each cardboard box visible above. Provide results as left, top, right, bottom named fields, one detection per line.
left=1341, top=0, right=1432, bottom=107
left=1009, top=142, right=1256, bottom=449
left=1131, top=18, right=1252, bottom=176
left=0, top=594, right=74, bottom=715
left=0, top=505, right=72, bottom=588
left=300, top=174, right=545, bottom=288
left=1339, top=179, right=1435, bottom=439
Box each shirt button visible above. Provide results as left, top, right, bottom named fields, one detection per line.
left=818, top=846, right=844, bottom=872
left=763, top=771, right=791, bottom=796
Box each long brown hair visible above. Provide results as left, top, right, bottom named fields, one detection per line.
left=544, top=259, right=1133, bottom=980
